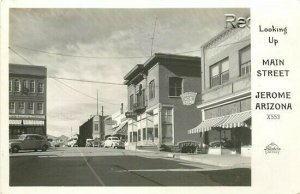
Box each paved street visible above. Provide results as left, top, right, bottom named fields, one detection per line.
left=10, top=147, right=251, bottom=186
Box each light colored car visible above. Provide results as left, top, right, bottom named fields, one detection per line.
left=9, top=134, right=51, bottom=153
left=104, top=136, right=123, bottom=148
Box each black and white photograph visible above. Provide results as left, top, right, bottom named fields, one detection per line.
left=6, top=8, right=252, bottom=187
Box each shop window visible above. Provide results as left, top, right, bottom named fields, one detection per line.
left=37, top=83, right=44, bottom=93
left=29, top=80, right=35, bottom=93
left=169, top=77, right=183, bottom=97
left=162, top=108, right=173, bottom=143
left=142, top=128, right=146, bottom=140
left=240, top=45, right=251, bottom=76
left=210, top=58, right=229, bottom=88
left=154, top=125, right=158, bottom=138
left=147, top=128, right=154, bottom=141
left=132, top=131, right=137, bottom=142
left=15, top=79, right=20, bottom=92
left=95, top=124, right=98, bottom=131
left=138, top=129, right=141, bottom=141
left=129, top=132, right=132, bottom=142
left=149, top=80, right=155, bottom=100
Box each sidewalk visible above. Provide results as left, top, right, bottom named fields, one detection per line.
left=135, top=149, right=251, bottom=168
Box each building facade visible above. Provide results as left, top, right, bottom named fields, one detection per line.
left=79, top=115, right=105, bottom=141
left=188, top=26, right=251, bottom=156
left=124, top=53, right=202, bottom=150
left=104, top=103, right=128, bottom=140
left=9, top=64, right=47, bottom=139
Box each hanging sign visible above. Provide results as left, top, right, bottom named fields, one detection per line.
left=180, top=92, right=197, bottom=105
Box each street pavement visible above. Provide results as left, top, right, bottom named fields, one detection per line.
left=10, top=147, right=251, bottom=186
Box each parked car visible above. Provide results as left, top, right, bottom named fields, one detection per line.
left=9, top=134, right=51, bottom=153
left=209, top=140, right=234, bottom=149
left=104, top=136, right=124, bottom=149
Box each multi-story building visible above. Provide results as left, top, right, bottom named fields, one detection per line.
left=79, top=115, right=106, bottom=141
left=188, top=26, right=251, bottom=156
left=124, top=53, right=202, bottom=150
left=9, top=64, right=47, bottom=139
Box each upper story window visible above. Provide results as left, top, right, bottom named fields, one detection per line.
left=29, top=80, right=35, bottom=93
left=129, top=94, right=134, bottom=110
left=136, top=88, right=146, bottom=107
left=37, top=83, right=44, bottom=93
left=19, top=102, right=25, bottom=109
left=149, top=80, right=155, bottom=100
left=240, top=45, right=251, bottom=76
left=9, top=102, right=15, bottom=110
left=37, top=103, right=43, bottom=111
left=169, top=77, right=183, bottom=97
left=14, top=79, right=20, bottom=92
left=28, top=102, right=34, bottom=110
left=9, top=79, right=12, bottom=92
left=210, top=58, right=229, bottom=88
left=22, top=80, right=29, bottom=93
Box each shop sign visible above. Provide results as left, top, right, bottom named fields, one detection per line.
left=125, top=112, right=137, bottom=119
left=180, top=92, right=197, bottom=105
left=9, top=114, right=45, bottom=120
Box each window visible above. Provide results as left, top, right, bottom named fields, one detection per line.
left=19, top=102, right=25, bottom=109
left=149, top=80, right=155, bottom=100
left=136, top=89, right=146, bottom=107
left=9, top=79, right=12, bottom=92
left=9, top=102, right=15, bottom=110
left=129, top=94, right=134, bottom=110
left=28, top=102, right=34, bottom=110
left=138, top=129, right=141, bottom=141
left=15, top=79, right=20, bottom=92
left=142, top=128, right=146, bottom=140
left=29, top=80, right=35, bottom=93
left=95, top=124, right=98, bottom=131
left=240, top=45, right=251, bottom=76
left=22, top=80, right=29, bottom=93
left=37, top=103, right=43, bottom=111
left=169, top=77, right=183, bottom=97
left=161, top=108, right=173, bottom=143
left=38, top=83, right=44, bottom=93
left=210, top=58, right=229, bottom=87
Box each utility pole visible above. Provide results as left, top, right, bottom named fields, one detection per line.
left=150, top=17, right=158, bottom=56
left=101, top=106, right=104, bottom=140
left=97, top=89, right=99, bottom=116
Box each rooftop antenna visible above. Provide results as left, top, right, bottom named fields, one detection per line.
left=150, top=17, right=158, bottom=56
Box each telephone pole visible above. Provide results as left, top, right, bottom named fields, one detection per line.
left=150, top=17, right=158, bottom=56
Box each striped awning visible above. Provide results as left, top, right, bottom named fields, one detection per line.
left=111, top=121, right=128, bottom=136
left=9, top=120, right=44, bottom=126
left=220, top=110, right=251, bottom=128
left=188, top=115, right=229, bottom=134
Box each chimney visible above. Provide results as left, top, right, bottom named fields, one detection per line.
left=120, top=103, right=124, bottom=114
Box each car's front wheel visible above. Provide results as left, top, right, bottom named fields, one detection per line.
left=11, top=146, right=20, bottom=153
left=41, top=145, right=48, bottom=152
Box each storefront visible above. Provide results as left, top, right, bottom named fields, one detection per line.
left=188, top=109, right=251, bottom=156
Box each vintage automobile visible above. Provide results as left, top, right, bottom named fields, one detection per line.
left=9, top=134, right=51, bottom=153
left=104, top=136, right=124, bottom=149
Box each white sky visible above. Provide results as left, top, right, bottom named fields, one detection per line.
left=9, top=8, right=249, bottom=137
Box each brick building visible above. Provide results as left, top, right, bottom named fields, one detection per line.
left=124, top=53, right=202, bottom=150
left=9, top=64, right=47, bottom=139
left=188, top=26, right=251, bottom=156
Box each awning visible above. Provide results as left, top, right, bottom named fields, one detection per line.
left=188, top=115, right=229, bottom=134
left=9, top=120, right=45, bottom=126
left=220, top=110, right=251, bottom=128
left=111, top=121, right=128, bottom=136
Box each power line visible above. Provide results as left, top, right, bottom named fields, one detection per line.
left=52, top=78, right=120, bottom=106
left=9, top=47, right=34, bottom=65
left=10, top=44, right=149, bottom=59
left=49, top=76, right=125, bottom=86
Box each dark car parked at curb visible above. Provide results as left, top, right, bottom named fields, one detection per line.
left=9, top=134, right=51, bottom=153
